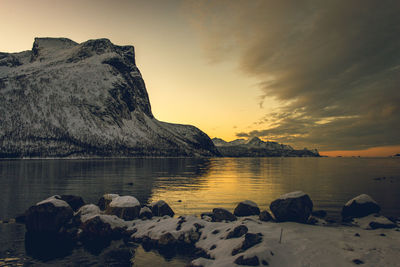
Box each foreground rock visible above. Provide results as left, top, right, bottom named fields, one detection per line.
left=106, top=196, right=141, bottom=220
left=150, top=200, right=175, bottom=217
left=270, top=191, right=313, bottom=223
left=342, top=194, right=381, bottom=220
left=98, top=194, right=119, bottom=211
left=234, top=200, right=260, bottom=217
left=352, top=214, right=397, bottom=230
left=25, top=196, right=73, bottom=233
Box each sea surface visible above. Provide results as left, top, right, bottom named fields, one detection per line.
left=0, top=157, right=399, bottom=266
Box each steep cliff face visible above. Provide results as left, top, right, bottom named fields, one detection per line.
left=0, top=38, right=219, bottom=157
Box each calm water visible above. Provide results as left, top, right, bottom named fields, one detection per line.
left=1, top=157, right=400, bottom=265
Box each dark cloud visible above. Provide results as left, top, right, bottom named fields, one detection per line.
left=187, top=0, right=400, bottom=150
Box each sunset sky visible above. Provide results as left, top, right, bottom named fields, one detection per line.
left=1, top=0, right=399, bottom=156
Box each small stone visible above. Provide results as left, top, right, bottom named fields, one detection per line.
left=232, top=233, right=262, bottom=255
left=212, top=229, right=220, bottom=235
left=226, top=225, right=248, bottom=239
left=259, top=210, right=273, bottom=222
left=352, top=259, right=364, bottom=265
left=210, top=244, right=216, bottom=250
left=262, top=259, right=269, bottom=266
left=234, top=255, right=260, bottom=266
left=212, top=208, right=237, bottom=222
left=380, top=233, right=386, bottom=236
left=234, top=200, right=260, bottom=217
left=354, top=233, right=360, bottom=237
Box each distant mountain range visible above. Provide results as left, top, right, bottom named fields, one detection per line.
left=0, top=38, right=220, bottom=157
left=212, top=137, right=320, bottom=157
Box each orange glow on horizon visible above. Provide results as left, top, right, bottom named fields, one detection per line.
left=320, top=145, right=400, bottom=157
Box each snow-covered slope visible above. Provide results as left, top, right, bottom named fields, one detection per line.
left=0, top=38, right=219, bottom=157
left=212, top=137, right=319, bottom=157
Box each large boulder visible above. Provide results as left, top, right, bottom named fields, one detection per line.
left=270, top=191, right=313, bottom=223
left=60, top=195, right=85, bottom=211
left=25, top=195, right=74, bottom=233
left=105, top=196, right=141, bottom=220
left=341, top=194, right=381, bottom=220
left=234, top=200, right=260, bottom=217
left=98, top=194, right=119, bottom=211
left=212, top=208, right=237, bottom=222
left=150, top=200, right=175, bottom=217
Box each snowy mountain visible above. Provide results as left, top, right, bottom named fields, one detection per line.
left=0, top=38, right=220, bottom=157
left=212, top=137, right=319, bottom=157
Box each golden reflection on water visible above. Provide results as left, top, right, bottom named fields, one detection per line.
left=149, top=158, right=288, bottom=215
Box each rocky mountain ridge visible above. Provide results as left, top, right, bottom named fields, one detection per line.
left=0, top=37, right=219, bottom=157
left=212, top=137, right=320, bottom=157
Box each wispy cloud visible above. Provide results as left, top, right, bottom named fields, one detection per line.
left=186, top=0, right=400, bottom=150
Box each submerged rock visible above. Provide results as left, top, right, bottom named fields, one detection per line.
left=234, top=200, right=260, bottom=217
left=342, top=194, right=380, bottom=220
left=150, top=200, right=175, bottom=217
left=270, top=191, right=313, bottom=223
left=106, top=196, right=141, bottom=220
left=25, top=195, right=73, bottom=233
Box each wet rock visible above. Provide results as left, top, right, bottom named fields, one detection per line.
left=60, top=195, right=85, bottom=211
left=259, top=210, right=273, bottom=222
left=232, top=233, right=263, bottom=255
left=234, top=255, right=260, bottom=266
left=342, top=194, right=380, bottom=220
left=15, top=213, right=26, bottom=224
left=139, top=206, right=153, bottom=220
left=212, top=208, right=237, bottom=222
left=270, top=191, right=313, bottom=223
left=151, top=200, right=175, bottom=217
left=25, top=195, right=73, bottom=233
left=226, top=225, right=248, bottom=239
left=312, top=210, right=327, bottom=218
left=98, top=194, right=119, bottom=211
left=106, top=196, right=141, bottom=220
left=80, top=215, right=127, bottom=251
left=234, top=200, right=260, bottom=217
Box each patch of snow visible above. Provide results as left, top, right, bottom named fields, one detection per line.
left=278, top=191, right=306, bottom=200
left=36, top=195, right=69, bottom=208
left=109, top=196, right=140, bottom=208
left=96, top=214, right=130, bottom=229
left=103, top=193, right=119, bottom=201
left=352, top=214, right=396, bottom=229
left=345, top=194, right=377, bottom=206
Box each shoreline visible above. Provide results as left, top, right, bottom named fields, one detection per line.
left=9, top=193, right=400, bottom=267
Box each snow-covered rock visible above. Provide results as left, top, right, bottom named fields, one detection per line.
left=352, top=214, right=397, bottom=230
left=0, top=37, right=219, bottom=157
left=139, top=206, right=153, bottom=219
left=233, top=200, right=260, bottom=217
left=106, top=196, right=141, bottom=220
left=98, top=193, right=119, bottom=210
left=342, top=194, right=381, bottom=220
left=26, top=195, right=73, bottom=233
left=270, top=191, right=313, bottom=223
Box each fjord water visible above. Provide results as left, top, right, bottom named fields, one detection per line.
left=1, top=157, right=399, bottom=265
